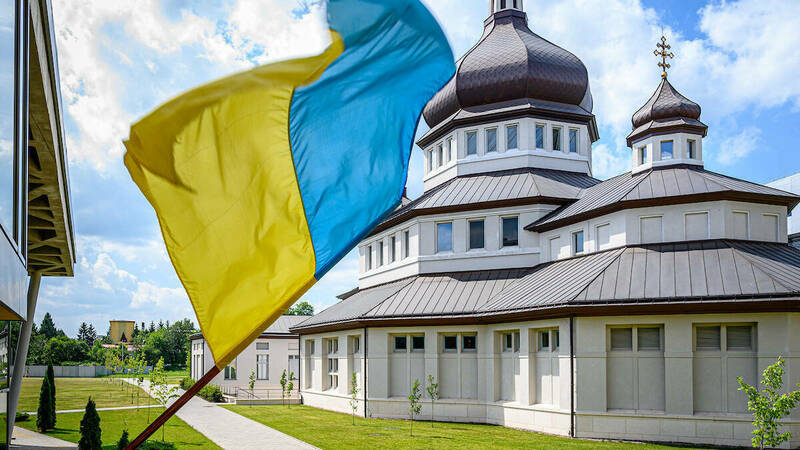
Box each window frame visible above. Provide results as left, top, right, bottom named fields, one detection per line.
left=461, top=334, right=477, bottom=352
left=376, top=242, right=384, bottom=267
left=256, top=354, right=269, bottom=380
left=552, top=126, right=562, bottom=151
left=501, top=216, right=519, bottom=247
left=535, top=124, right=545, bottom=149
left=660, top=140, right=674, bottom=160
left=468, top=218, right=485, bottom=250
left=393, top=335, right=408, bottom=352
left=365, top=245, right=372, bottom=270
left=436, top=221, right=453, bottom=253
left=568, top=128, right=578, bottom=153
left=485, top=127, right=498, bottom=153
left=403, top=229, right=410, bottom=258
left=639, top=145, right=647, bottom=164
left=466, top=130, right=478, bottom=156
left=442, top=335, right=458, bottom=352
left=436, top=143, right=443, bottom=168
left=687, top=139, right=696, bottom=159
left=411, top=335, right=425, bottom=352
left=389, top=236, right=396, bottom=263
left=571, top=229, right=585, bottom=255
left=505, top=124, right=518, bottom=150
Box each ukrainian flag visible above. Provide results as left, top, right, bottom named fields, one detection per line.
left=123, top=0, right=454, bottom=368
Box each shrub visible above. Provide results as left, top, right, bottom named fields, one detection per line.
left=738, top=357, right=800, bottom=449
left=36, top=376, right=53, bottom=431
left=197, top=385, right=224, bottom=403
left=15, top=412, right=29, bottom=422
left=46, top=364, right=56, bottom=427
left=116, top=429, right=129, bottom=450
left=178, top=377, right=195, bottom=390
left=78, top=398, right=101, bottom=450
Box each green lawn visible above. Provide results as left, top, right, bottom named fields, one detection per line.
left=223, top=405, right=696, bottom=449
left=18, top=408, right=219, bottom=449
left=102, top=368, right=188, bottom=384
left=19, top=377, right=158, bottom=412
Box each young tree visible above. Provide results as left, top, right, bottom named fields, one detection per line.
left=36, top=376, right=53, bottom=431
left=738, top=357, right=800, bottom=449
left=349, top=372, right=359, bottom=425
left=249, top=369, right=256, bottom=392
left=78, top=398, right=101, bottom=450
left=46, top=363, right=56, bottom=427
left=280, top=369, right=287, bottom=407
left=287, top=373, right=294, bottom=409
left=426, top=374, right=439, bottom=427
left=408, top=379, right=422, bottom=437
left=116, top=429, right=129, bottom=450
left=150, top=357, right=179, bottom=441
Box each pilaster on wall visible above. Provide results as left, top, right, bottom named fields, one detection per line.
left=518, top=327, right=532, bottom=405
left=424, top=330, right=438, bottom=389
left=573, top=317, right=607, bottom=413
left=664, top=318, right=693, bottom=415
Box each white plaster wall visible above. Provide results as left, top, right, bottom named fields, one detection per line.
left=191, top=336, right=299, bottom=389
left=422, top=117, right=592, bottom=191
left=630, top=131, right=704, bottom=174
left=766, top=172, right=800, bottom=235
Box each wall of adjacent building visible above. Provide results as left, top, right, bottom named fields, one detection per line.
left=767, top=172, right=800, bottom=235
left=299, top=312, right=799, bottom=448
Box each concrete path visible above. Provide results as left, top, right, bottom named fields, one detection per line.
left=126, top=379, right=316, bottom=450
left=10, top=426, right=77, bottom=449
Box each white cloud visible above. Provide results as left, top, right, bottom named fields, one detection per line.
left=715, top=126, right=761, bottom=165
left=130, top=280, right=188, bottom=309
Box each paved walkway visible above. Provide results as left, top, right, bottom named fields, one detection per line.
left=10, top=426, right=76, bottom=449
left=127, top=379, right=316, bottom=450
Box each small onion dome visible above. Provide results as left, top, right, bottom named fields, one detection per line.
left=627, top=77, right=707, bottom=146
left=421, top=9, right=593, bottom=130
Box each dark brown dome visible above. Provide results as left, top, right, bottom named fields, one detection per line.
left=632, top=78, right=701, bottom=128
left=422, top=9, right=592, bottom=128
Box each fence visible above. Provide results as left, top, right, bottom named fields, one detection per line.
left=223, top=386, right=302, bottom=405
left=25, top=365, right=153, bottom=378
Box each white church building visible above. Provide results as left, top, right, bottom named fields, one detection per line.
left=291, top=1, right=800, bottom=447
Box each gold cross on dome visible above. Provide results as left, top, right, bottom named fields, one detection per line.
left=654, top=35, right=674, bottom=78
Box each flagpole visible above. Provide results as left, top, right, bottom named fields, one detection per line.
left=127, top=366, right=221, bottom=449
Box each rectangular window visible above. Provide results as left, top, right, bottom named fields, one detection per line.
left=732, top=211, right=749, bottom=239
left=352, top=336, right=360, bottom=354
left=366, top=245, right=372, bottom=270
left=466, top=131, right=477, bottom=155
left=255, top=342, right=269, bottom=350
left=502, top=217, right=518, bottom=247
left=256, top=354, right=269, bottom=380
left=224, top=359, right=237, bottom=380
left=0, top=0, right=18, bottom=243
left=377, top=242, right=384, bottom=267
left=448, top=136, right=456, bottom=162
left=726, top=325, right=753, bottom=350
left=436, top=222, right=453, bottom=253
left=685, top=212, right=709, bottom=240
left=535, top=125, right=544, bottom=149
left=436, top=144, right=443, bottom=167
left=514, top=331, right=520, bottom=352
left=639, top=146, right=647, bottom=164
left=660, top=140, right=673, bottom=160
left=394, top=336, right=407, bottom=352
left=637, top=327, right=661, bottom=350
left=327, top=338, right=338, bottom=355
left=696, top=326, right=721, bottom=350
left=486, top=128, right=497, bottom=152
left=596, top=223, right=610, bottom=249
left=572, top=230, right=584, bottom=254
left=503, top=333, right=513, bottom=351
left=306, top=340, right=315, bottom=355
left=506, top=124, right=518, bottom=150
left=462, top=335, right=477, bottom=351
left=390, top=236, right=396, bottom=262
left=427, top=150, right=433, bottom=171
left=403, top=230, right=410, bottom=258
left=610, top=328, right=633, bottom=350
left=553, top=330, right=560, bottom=349
left=687, top=139, right=696, bottom=159
left=552, top=127, right=561, bottom=151
left=640, top=216, right=663, bottom=243
left=540, top=330, right=550, bottom=350
left=468, top=219, right=484, bottom=250
left=411, top=335, right=425, bottom=351
left=569, top=129, right=578, bottom=153
left=443, top=335, right=457, bottom=352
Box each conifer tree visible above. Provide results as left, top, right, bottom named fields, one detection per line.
left=46, top=363, right=56, bottom=427
left=36, top=376, right=53, bottom=431
left=116, top=429, right=129, bottom=449
left=78, top=398, right=101, bottom=450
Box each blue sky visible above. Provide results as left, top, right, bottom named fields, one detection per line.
left=42, top=0, right=800, bottom=336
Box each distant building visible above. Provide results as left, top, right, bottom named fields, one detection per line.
left=109, top=320, right=135, bottom=344
left=190, top=315, right=306, bottom=393
left=767, top=172, right=800, bottom=235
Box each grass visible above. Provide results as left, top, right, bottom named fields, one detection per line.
left=18, top=377, right=158, bottom=413
left=223, top=405, right=697, bottom=449
left=18, top=407, right=219, bottom=449
left=102, top=368, right=188, bottom=384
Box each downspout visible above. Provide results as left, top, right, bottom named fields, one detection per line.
left=363, top=327, right=368, bottom=418
left=7, top=271, right=42, bottom=440
left=569, top=315, right=575, bottom=438
left=297, top=333, right=301, bottom=401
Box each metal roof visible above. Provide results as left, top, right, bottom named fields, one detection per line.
left=191, top=314, right=309, bottom=340
left=527, top=166, right=800, bottom=232
left=627, top=78, right=707, bottom=145
left=291, top=240, right=800, bottom=332
left=371, top=168, right=599, bottom=235
left=422, top=9, right=592, bottom=129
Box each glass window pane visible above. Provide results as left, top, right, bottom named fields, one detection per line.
left=394, top=336, right=407, bottom=351
left=540, top=331, right=549, bottom=348
left=535, top=125, right=544, bottom=149
left=437, top=222, right=452, bottom=252
left=448, top=137, right=456, bottom=161
left=610, top=328, right=633, bottom=350
left=727, top=325, right=752, bottom=350
left=411, top=336, right=425, bottom=350
left=467, top=131, right=477, bottom=155
left=637, top=327, right=661, bottom=350
left=573, top=231, right=584, bottom=254
left=687, top=140, right=695, bottom=159
left=462, top=335, right=476, bottom=351
left=661, top=140, right=673, bottom=160
left=639, top=146, right=647, bottom=164
left=436, top=144, right=443, bottom=167
left=502, top=217, right=518, bottom=247
left=552, top=128, right=561, bottom=151
left=469, top=220, right=484, bottom=250
left=696, top=326, right=720, bottom=350
left=427, top=150, right=433, bottom=171
left=403, top=230, right=410, bottom=258
left=0, top=1, right=15, bottom=237
left=506, top=125, right=517, bottom=150
left=443, top=335, right=457, bottom=351
left=486, top=128, right=497, bottom=152
left=569, top=129, right=578, bottom=153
